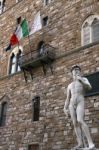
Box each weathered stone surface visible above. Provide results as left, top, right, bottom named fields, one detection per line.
left=0, top=0, right=99, bottom=150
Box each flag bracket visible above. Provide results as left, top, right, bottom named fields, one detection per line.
left=22, top=68, right=34, bottom=82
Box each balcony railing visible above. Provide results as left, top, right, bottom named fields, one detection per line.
left=18, top=44, right=55, bottom=70
left=18, top=44, right=56, bottom=81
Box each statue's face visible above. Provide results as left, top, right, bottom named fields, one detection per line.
left=72, top=68, right=81, bottom=79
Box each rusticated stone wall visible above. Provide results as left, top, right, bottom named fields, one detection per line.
left=0, top=44, right=99, bottom=150
left=0, top=0, right=99, bottom=150
left=0, top=0, right=99, bottom=76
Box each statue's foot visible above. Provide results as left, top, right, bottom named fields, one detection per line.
left=78, top=144, right=96, bottom=150
left=82, top=147, right=96, bottom=150
left=88, top=144, right=95, bottom=150
left=72, top=144, right=83, bottom=150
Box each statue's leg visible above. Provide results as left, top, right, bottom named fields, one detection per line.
left=77, top=101, right=95, bottom=149
left=69, top=105, right=83, bottom=148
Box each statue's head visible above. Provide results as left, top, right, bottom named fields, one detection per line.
left=71, top=65, right=81, bottom=79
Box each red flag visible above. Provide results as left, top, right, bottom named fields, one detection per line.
left=10, top=34, right=19, bottom=45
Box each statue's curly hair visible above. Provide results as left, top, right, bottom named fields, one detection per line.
left=71, top=65, right=81, bottom=72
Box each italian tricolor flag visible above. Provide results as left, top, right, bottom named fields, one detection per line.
left=10, top=19, right=29, bottom=45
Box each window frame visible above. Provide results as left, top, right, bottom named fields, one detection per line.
left=81, top=15, right=99, bottom=46
left=32, top=96, right=40, bottom=122
left=0, top=102, right=7, bottom=127
left=43, top=0, right=51, bottom=6
left=8, top=46, right=23, bottom=75
left=28, top=144, right=39, bottom=150
left=43, top=16, right=48, bottom=26
left=92, top=18, right=99, bottom=42
left=0, top=0, right=6, bottom=14
left=84, top=72, right=99, bottom=97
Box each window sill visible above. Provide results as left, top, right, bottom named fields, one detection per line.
left=0, top=125, right=6, bottom=129
left=81, top=41, right=99, bottom=49
left=57, top=40, right=99, bottom=59
left=0, top=71, right=22, bottom=81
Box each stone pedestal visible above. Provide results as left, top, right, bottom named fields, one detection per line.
left=71, top=147, right=98, bottom=150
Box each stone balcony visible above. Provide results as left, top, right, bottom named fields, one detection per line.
left=18, top=44, right=56, bottom=81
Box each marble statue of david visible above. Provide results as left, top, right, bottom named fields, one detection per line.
left=64, top=65, right=95, bottom=150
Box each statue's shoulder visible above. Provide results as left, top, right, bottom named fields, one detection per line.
left=67, top=82, right=73, bottom=89
left=82, top=77, right=89, bottom=82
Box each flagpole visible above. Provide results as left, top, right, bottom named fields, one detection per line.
left=25, top=16, right=32, bottom=57
left=2, top=41, right=4, bottom=51
left=17, top=42, right=20, bottom=50
left=27, top=29, right=32, bottom=57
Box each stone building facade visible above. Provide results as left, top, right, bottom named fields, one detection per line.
left=0, top=0, right=99, bottom=150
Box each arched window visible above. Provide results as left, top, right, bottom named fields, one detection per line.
left=32, top=96, right=40, bottom=121
left=0, top=102, right=7, bottom=127
left=8, top=46, right=23, bottom=75
left=81, top=15, right=99, bottom=46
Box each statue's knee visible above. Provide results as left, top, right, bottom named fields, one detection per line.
left=77, top=120, right=83, bottom=126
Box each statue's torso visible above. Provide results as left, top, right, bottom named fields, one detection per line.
left=69, top=80, right=85, bottom=106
